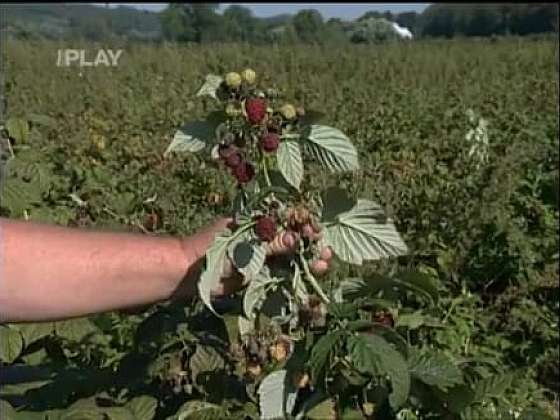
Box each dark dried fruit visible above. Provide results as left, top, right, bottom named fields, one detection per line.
left=373, top=312, right=394, bottom=328
left=260, top=132, right=280, bottom=153
left=245, top=97, right=267, bottom=125
left=225, top=151, right=243, bottom=168
left=255, top=216, right=277, bottom=242
left=218, top=144, right=236, bottom=159
left=233, top=161, right=255, bottom=184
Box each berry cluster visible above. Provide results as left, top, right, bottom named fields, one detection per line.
left=218, top=143, right=255, bottom=184
left=216, top=69, right=304, bottom=185
left=231, top=332, right=294, bottom=380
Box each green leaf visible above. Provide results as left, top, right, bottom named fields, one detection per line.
left=471, top=373, right=514, bottom=403
left=171, top=401, right=225, bottom=420
left=258, top=369, right=298, bottom=420
left=327, top=302, right=359, bottom=319
left=53, top=318, right=99, bottom=342
left=228, top=240, right=266, bottom=281
left=395, top=310, right=428, bottom=330
left=238, top=315, right=255, bottom=337
left=198, top=228, right=234, bottom=316
left=164, top=121, right=215, bottom=157
left=277, top=140, right=304, bottom=190
left=125, top=396, right=157, bottom=420
left=0, top=326, right=23, bottom=363
left=12, top=322, right=54, bottom=346
left=0, top=401, right=51, bottom=420
left=189, top=345, right=226, bottom=382
left=295, top=390, right=333, bottom=420
left=306, top=398, right=336, bottom=420
left=303, top=125, right=359, bottom=172
left=324, top=199, right=408, bottom=265
left=393, top=270, right=439, bottom=304
left=347, top=320, right=375, bottom=331
left=60, top=397, right=105, bottom=420
left=27, top=113, right=57, bottom=127
left=243, top=268, right=282, bottom=320
left=1, top=179, right=41, bottom=215
left=408, top=348, right=463, bottom=392
left=347, top=333, right=410, bottom=410
left=309, top=330, right=344, bottom=385
left=6, top=118, right=29, bottom=143
left=196, top=74, right=223, bottom=100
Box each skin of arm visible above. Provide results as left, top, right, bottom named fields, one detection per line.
left=0, top=217, right=238, bottom=323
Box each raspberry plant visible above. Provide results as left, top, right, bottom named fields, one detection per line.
left=164, top=70, right=471, bottom=418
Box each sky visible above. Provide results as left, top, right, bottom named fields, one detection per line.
left=95, top=3, right=430, bottom=20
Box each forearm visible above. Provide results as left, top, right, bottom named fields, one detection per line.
left=0, top=217, right=205, bottom=323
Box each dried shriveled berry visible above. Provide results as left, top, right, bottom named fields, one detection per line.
left=374, top=312, right=394, bottom=328
left=246, top=361, right=262, bottom=377
left=293, top=372, right=310, bottom=389
left=269, top=335, right=292, bottom=362
left=233, top=161, right=255, bottom=184
left=260, top=132, right=280, bottom=153
left=245, top=97, right=267, bottom=125
left=218, top=144, right=236, bottom=159
left=225, top=151, right=243, bottom=168
left=255, top=216, right=277, bottom=242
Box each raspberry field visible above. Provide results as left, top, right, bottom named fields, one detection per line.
left=1, top=38, right=559, bottom=419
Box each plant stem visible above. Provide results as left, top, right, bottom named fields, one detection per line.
left=262, top=156, right=272, bottom=187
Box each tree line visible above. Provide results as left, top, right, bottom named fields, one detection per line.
left=160, top=3, right=558, bottom=44
left=4, top=3, right=558, bottom=42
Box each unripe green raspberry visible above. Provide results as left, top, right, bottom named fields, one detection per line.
left=241, top=68, right=256, bottom=84
left=225, top=72, right=242, bottom=88
left=280, top=104, right=297, bottom=120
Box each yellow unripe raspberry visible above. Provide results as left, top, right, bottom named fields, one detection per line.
left=241, top=68, right=256, bottom=84
left=225, top=72, right=242, bottom=88
left=280, top=103, right=297, bottom=120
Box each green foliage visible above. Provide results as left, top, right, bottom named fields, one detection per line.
left=1, top=38, right=557, bottom=419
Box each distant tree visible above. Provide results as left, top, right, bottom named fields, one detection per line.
left=357, top=11, right=383, bottom=22
left=382, top=11, right=394, bottom=22
left=223, top=5, right=255, bottom=42
left=292, top=9, right=325, bottom=43
left=160, top=4, right=196, bottom=41
left=324, top=17, right=350, bottom=43
left=420, top=5, right=459, bottom=38
left=395, top=11, right=418, bottom=34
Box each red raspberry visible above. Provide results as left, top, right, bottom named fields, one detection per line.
left=255, top=216, right=277, bottom=242
left=245, top=98, right=267, bottom=125
left=260, top=132, right=280, bottom=153
left=225, top=151, right=242, bottom=168
left=233, top=161, right=255, bottom=184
